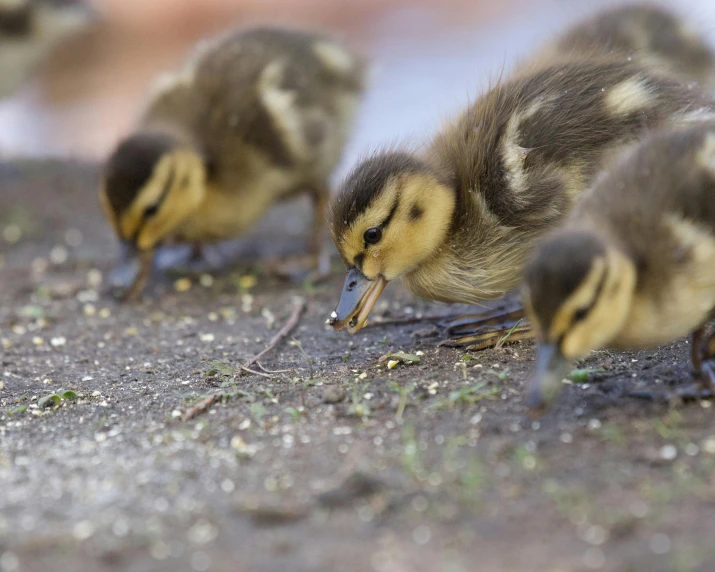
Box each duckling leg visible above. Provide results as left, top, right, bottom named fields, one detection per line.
left=438, top=295, right=533, bottom=350
left=267, top=185, right=332, bottom=280
left=308, top=185, right=332, bottom=278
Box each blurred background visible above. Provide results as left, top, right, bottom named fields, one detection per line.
left=0, top=0, right=714, bottom=175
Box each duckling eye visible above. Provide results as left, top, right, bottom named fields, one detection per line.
left=364, top=227, right=382, bottom=245
left=573, top=307, right=589, bottom=323
left=143, top=204, right=159, bottom=219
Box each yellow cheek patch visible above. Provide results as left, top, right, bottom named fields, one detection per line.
left=559, top=250, right=636, bottom=359
left=119, top=154, right=175, bottom=241
left=136, top=150, right=206, bottom=250
left=116, top=150, right=206, bottom=250
left=548, top=257, right=606, bottom=342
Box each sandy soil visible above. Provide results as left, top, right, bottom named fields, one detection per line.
left=2, top=161, right=715, bottom=572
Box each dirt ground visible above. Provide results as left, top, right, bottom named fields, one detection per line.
left=2, top=160, right=715, bottom=572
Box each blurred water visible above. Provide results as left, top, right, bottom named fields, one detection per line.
left=0, top=0, right=713, bottom=173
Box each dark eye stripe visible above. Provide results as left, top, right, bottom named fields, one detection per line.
left=570, top=265, right=608, bottom=327
left=379, top=195, right=400, bottom=229
left=133, top=164, right=176, bottom=241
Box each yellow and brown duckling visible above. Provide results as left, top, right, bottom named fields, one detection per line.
left=534, top=3, right=715, bottom=90
left=0, top=0, right=89, bottom=98
left=100, top=27, right=365, bottom=299
left=326, top=53, right=715, bottom=339
left=523, top=121, right=715, bottom=411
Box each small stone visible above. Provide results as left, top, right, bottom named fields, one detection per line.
left=659, top=444, right=677, bottom=461
left=73, top=520, right=95, bottom=540
left=50, top=336, right=66, bottom=347
left=32, top=337, right=44, bottom=346
left=65, top=228, right=83, bottom=247
left=649, top=533, right=671, bottom=554
left=174, top=278, right=192, bottom=292
left=199, top=333, right=215, bottom=343
left=238, top=275, right=257, bottom=290
left=322, top=386, right=346, bottom=404
left=702, top=436, right=715, bottom=453
left=49, top=245, right=69, bottom=265
left=387, top=360, right=399, bottom=370
left=199, top=274, right=214, bottom=287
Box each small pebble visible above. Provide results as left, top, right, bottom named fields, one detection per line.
left=702, top=436, right=715, bottom=454
left=322, top=386, right=346, bottom=404
left=2, top=224, right=21, bottom=243
left=387, top=360, right=399, bottom=370
left=649, top=533, right=671, bottom=555
left=659, top=444, right=677, bottom=461
left=50, top=337, right=66, bottom=347
left=174, top=278, right=192, bottom=292
left=199, top=333, right=215, bottom=343
left=199, top=274, right=214, bottom=287
left=49, top=245, right=69, bottom=265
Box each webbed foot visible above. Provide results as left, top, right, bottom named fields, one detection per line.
left=437, top=296, right=532, bottom=350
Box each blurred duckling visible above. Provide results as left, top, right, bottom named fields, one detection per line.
left=523, top=121, right=715, bottom=411
left=101, top=27, right=365, bottom=299
left=327, top=55, right=715, bottom=339
left=535, top=3, right=715, bottom=90
left=0, top=0, right=90, bottom=98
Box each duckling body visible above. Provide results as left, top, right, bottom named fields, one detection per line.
left=523, top=122, right=715, bottom=410
left=534, top=4, right=715, bottom=89
left=328, top=54, right=715, bottom=333
left=101, top=27, right=365, bottom=298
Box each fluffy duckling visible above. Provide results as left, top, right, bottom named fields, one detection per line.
left=0, top=0, right=89, bottom=98
left=523, top=121, right=715, bottom=411
left=327, top=55, right=715, bottom=336
left=535, top=4, right=715, bottom=90
left=100, top=27, right=365, bottom=299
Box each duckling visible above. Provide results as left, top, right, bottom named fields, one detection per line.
left=0, top=0, right=90, bottom=98
left=534, top=4, right=715, bottom=90
left=327, top=53, right=715, bottom=340
left=523, top=121, right=715, bottom=411
left=100, top=27, right=365, bottom=299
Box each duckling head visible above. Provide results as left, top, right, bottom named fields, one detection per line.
left=522, top=229, right=636, bottom=412
left=100, top=131, right=207, bottom=295
left=327, top=152, right=455, bottom=332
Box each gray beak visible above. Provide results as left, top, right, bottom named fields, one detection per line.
left=109, top=240, right=154, bottom=300
left=525, top=343, right=572, bottom=414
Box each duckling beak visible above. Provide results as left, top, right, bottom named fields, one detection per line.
left=328, top=267, right=388, bottom=333
left=525, top=343, right=571, bottom=414
left=109, top=240, right=155, bottom=301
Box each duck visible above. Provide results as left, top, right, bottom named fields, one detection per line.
left=0, top=0, right=90, bottom=98
left=100, top=26, right=365, bottom=299
left=326, top=50, right=715, bottom=341
left=522, top=120, right=715, bottom=411
left=533, top=4, right=715, bottom=90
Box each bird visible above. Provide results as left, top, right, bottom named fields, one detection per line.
left=326, top=53, right=715, bottom=343
left=0, top=0, right=90, bottom=98
left=532, top=4, right=715, bottom=90
left=100, top=26, right=365, bottom=299
left=522, top=120, right=715, bottom=412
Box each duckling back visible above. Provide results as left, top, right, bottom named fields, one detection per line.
left=533, top=4, right=715, bottom=90
left=405, top=57, right=715, bottom=305
left=139, top=27, right=366, bottom=241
